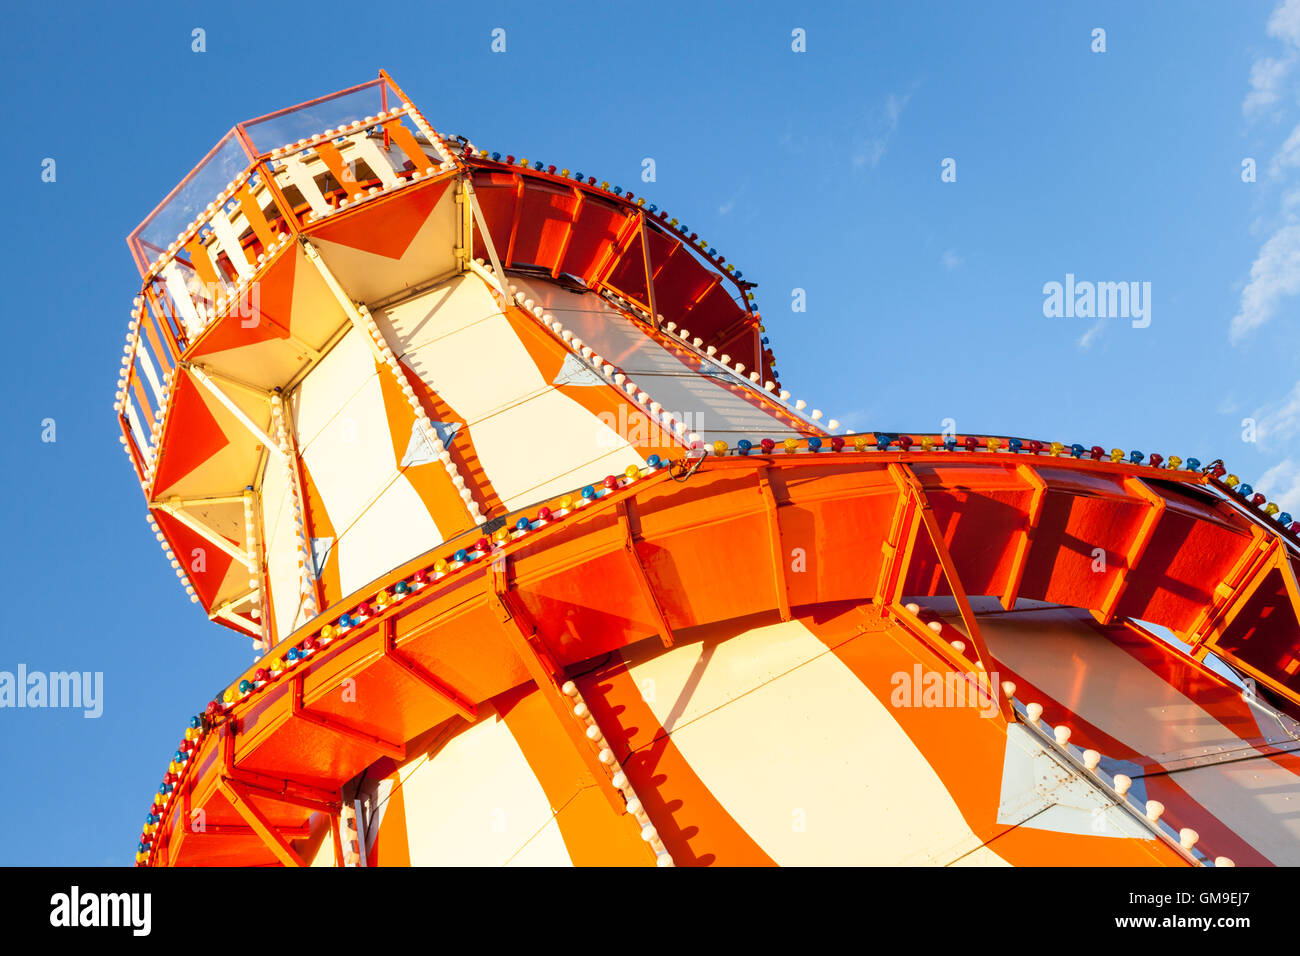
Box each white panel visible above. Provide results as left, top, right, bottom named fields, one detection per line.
left=298, top=373, right=395, bottom=532
left=629, top=620, right=984, bottom=865
left=977, top=607, right=1300, bottom=865
left=209, top=209, right=254, bottom=280
left=401, top=710, right=569, bottom=866
left=378, top=274, right=500, bottom=351
left=462, top=390, right=642, bottom=510
left=949, top=846, right=1010, bottom=867
left=378, top=273, right=644, bottom=511
left=276, top=154, right=331, bottom=217
left=504, top=818, right=573, bottom=867
left=260, top=453, right=302, bottom=640
left=332, top=473, right=444, bottom=598
left=293, top=327, right=376, bottom=450
left=161, top=261, right=204, bottom=337
left=349, top=134, right=402, bottom=189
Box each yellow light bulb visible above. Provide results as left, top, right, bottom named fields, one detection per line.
left=1266, top=503, right=1280, bottom=516
left=1225, top=475, right=1239, bottom=487
left=784, top=438, right=799, bottom=452
left=713, top=440, right=728, bottom=456
left=625, top=464, right=640, bottom=478
left=1110, top=449, right=1124, bottom=462
left=1050, top=442, right=1063, bottom=456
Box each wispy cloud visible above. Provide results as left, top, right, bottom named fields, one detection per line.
left=1233, top=0, right=1300, bottom=341
left=1253, top=378, right=1300, bottom=448
left=940, top=249, right=963, bottom=270
left=1230, top=223, right=1300, bottom=340
left=1077, top=318, right=1106, bottom=351
left=1244, top=0, right=1300, bottom=117
left=852, top=92, right=911, bottom=169
left=1255, top=457, right=1300, bottom=513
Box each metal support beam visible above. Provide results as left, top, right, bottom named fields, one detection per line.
left=616, top=500, right=674, bottom=647
left=757, top=467, right=792, bottom=621
left=290, top=675, right=405, bottom=762
left=1185, top=528, right=1274, bottom=655
left=639, top=215, right=660, bottom=329
left=1096, top=477, right=1165, bottom=624
left=1002, top=465, right=1046, bottom=610
left=488, top=561, right=625, bottom=812
left=382, top=617, right=478, bottom=721
left=186, top=363, right=282, bottom=459
left=887, top=464, right=1012, bottom=722
left=153, top=500, right=253, bottom=567
left=462, top=175, right=510, bottom=304
left=218, top=777, right=306, bottom=867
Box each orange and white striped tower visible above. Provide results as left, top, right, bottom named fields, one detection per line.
left=125, top=74, right=1300, bottom=867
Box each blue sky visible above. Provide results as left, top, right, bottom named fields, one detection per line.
left=2, top=0, right=1298, bottom=865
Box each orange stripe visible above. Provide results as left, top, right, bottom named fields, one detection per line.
left=235, top=184, right=278, bottom=251
left=398, top=358, right=507, bottom=519
left=579, top=659, right=776, bottom=866
left=382, top=118, right=433, bottom=173
left=496, top=683, right=648, bottom=865
left=373, top=358, right=479, bottom=533
left=370, top=767, right=412, bottom=867
left=314, top=141, right=364, bottom=199
left=184, top=238, right=221, bottom=291
left=500, top=305, right=679, bottom=462
left=297, top=456, right=341, bottom=611
left=800, top=604, right=1189, bottom=866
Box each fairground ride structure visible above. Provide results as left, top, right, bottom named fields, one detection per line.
left=118, top=72, right=1300, bottom=867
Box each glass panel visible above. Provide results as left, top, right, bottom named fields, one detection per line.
left=132, top=131, right=252, bottom=269
left=240, top=82, right=397, bottom=156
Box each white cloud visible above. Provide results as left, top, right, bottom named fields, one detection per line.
left=1254, top=378, right=1300, bottom=446
left=1245, top=55, right=1293, bottom=117
left=1076, top=318, right=1106, bottom=351
left=1245, top=1, right=1300, bottom=116
left=941, top=249, right=963, bottom=270
left=1270, top=0, right=1300, bottom=46
left=1272, top=121, right=1300, bottom=174
left=1230, top=222, right=1300, bottom=340
left=852, top=92, right=910, bottom=169
left=1254, top=457, right=1300, bottom=514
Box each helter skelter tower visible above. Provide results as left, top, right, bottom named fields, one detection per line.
left=121, top=73, right=1300, bottom=867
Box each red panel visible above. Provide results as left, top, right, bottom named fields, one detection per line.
left=152, top=508, right=237, bottom=610
left=152, top=373, right=232, bottom=495
left=308, top=178, right=449, bottom=259
left=1216, top=568, right=1300, bottom=692
left=189, top=248, right=296, bottom=358
left=509, top=182, right=578, bottom=269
